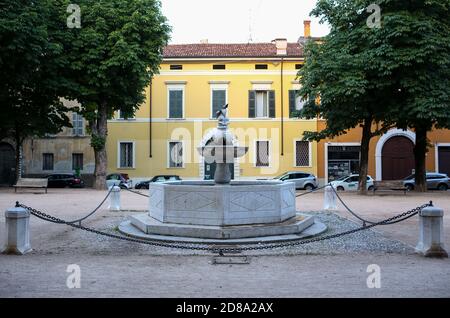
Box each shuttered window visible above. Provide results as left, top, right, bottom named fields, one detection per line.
left=212, top=89, right=226, bottom=117
left=119, top=142, right=134, bottom=168
left=295, top=141, right=310, bottom=166
left=248, top=90, right=275, bottom=118
left=43, top=153, right=54, bottom=170
left=168, top=89, right=183, bottom=118
left=289, top=90, right=305, bottom=118
left=169, top=142, right=183, bottom=168
left=72, top=153, right=83, bottom=170
left=256, top=141, right=270, bottom=167
left=72, top=113, right=84, bottom=135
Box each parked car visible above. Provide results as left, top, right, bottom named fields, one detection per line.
left=135, top=175, right=182, bottom=189
left=106, top=173, right=132, bottom=189
left=403, top=173, right=450, bottom=191
left=274, top=171, right=318, bottom=190
left=330, top=174, right=374, bottom=191
left=46, top=173, right=85, bottom=188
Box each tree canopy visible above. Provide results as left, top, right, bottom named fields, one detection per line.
left=62, top=0, right=171, bottom=188
left=0, top=0, right=72, bottom=178
left=299, top=0, right=450, bottom=192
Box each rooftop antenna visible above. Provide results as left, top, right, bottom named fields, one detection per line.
left=248, top=8, right=253, bottom=43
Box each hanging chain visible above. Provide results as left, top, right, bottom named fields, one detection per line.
left=17, top=201, right=430, bottom=254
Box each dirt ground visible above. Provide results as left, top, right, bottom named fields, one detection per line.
left=0, top=187, right=449, bottom=298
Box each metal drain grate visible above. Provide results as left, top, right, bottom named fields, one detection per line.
left=212, top=255, right=250, bottom=265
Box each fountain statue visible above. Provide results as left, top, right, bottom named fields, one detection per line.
left=197, top=104, right=248, bottom=184
left=119, top=104, right=326, bottom=242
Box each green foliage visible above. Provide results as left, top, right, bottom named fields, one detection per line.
left=90, top=134, right=106, bottom=151
left=289, top=110, right=303, bottom=118
left=298, top=0, right=450, bottom=140
left=299, top=0, right=450, bottom=192
left=63, top=0, right=171, bottom=118
left=299, top=0, right=397, bottom=141
left=0, top=0, right=72, bottom=143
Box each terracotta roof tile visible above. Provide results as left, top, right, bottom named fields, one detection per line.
left=163, top=42, right=303, bottom=58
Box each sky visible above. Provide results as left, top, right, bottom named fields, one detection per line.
left=160, top=0, right=330, bottom=44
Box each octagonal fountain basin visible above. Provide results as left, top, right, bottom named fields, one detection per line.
left=147, top=180, right=296, bottom=226
left=119, top=180, right=327, bottom=241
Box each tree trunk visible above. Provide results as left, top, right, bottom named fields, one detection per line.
left=93, top=103, right=108, bottom=190
left=14, top=133, right=22, bottom=183
left=358, top=117, right=372, bottom=195
left=413, top=125, right=428, bottom=192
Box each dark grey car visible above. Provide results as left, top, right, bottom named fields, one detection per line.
left=274, top=171, right=318, bottom=190
left=403, top=173, right=450, bottom=191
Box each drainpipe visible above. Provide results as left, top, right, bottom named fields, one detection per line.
left=280, top=57, right=284, bottom=156
left=149, top=80, right=152, bottom=158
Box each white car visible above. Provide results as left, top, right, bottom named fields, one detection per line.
left=330, top=174, right=374, bottom=191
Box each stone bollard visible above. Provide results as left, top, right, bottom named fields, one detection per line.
left=108, top=186, right=121, bottom=211
left=323, top=185, right=337, bottom=211
left=2, top=206, right=32, bottom=255
left=415, top=204, right=448, bottom=258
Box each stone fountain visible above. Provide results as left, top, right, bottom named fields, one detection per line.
left=119, top=104, right=326, bottom=242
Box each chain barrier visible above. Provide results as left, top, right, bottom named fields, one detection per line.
left=26, top=186, right=114, bottom=226
left=327, top=184, right=422, bottom=226
left=123, top=187, right=149, bottom=198
left=16, top=201, right=430, bottom=254
left=293, top=182, right=420, bottom=227
left=295, top=183, right=330, bottom=197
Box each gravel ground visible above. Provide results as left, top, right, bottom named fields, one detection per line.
left=0, top=188, right=438, bottom=256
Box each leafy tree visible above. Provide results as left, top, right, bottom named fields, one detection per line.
left=379, top=0, right=450, bottom=191
left=0, top=0, right=72, bottom=181
left=63, top=0, right=170, bottom=189
left=299, top=0, right=450, bottom=193
left=298, top=0, right=397, bottom=194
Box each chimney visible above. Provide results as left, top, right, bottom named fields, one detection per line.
left=273, top=38, right=287, bottom=55
left=200, top=39, right=208, bottom=44
left=303, top=20, right=311, bottom=37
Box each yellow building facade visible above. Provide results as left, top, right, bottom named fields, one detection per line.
left=106, top=40, right=318, bottom=183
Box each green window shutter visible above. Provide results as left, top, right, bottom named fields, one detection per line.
left=212, top=90, right=226, bottom=117
left=268, top=90, right=275, bottom=118
left=169, top=90, right=183, bottom=118
left=248, top=90, right=256, bottom=118
left=289, top=90, right=296, bottom=118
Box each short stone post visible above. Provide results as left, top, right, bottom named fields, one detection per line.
left=415, top=204, right=448, bottom=258
left=2, top=206, right=32, bottom=255
left=108, top=186, right=121, bottom=211
left=323, top=185, right=337, bottom=211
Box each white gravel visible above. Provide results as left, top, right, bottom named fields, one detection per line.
left=26, top=210, right=412, bottom=257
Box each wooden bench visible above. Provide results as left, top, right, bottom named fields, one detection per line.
left=372, top=180, right=408, bottom=194
left=14, top=178, right=48, bottom=193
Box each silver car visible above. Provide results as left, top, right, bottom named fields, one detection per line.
left=274, top=171, right=319, bottom=190
left=403, top=173, right=450, bottom=191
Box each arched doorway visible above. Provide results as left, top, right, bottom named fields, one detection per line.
left=381, top=136, right=415, bottom=180
left=0, top=142, right=15, bottom=185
